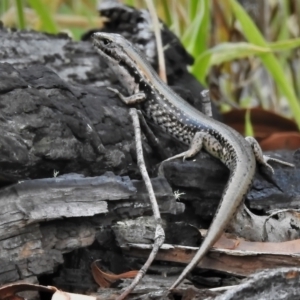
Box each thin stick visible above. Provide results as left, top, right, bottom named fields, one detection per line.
left=145, top=0, right=167, bottom=83
left=201, top=89, right=213, bottom=118
left=116, top=108, right=165, bottom=300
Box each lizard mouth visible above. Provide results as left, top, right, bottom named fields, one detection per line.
left=92, top=33, right=120, bottom=63
left=92, top=35, right=106, bottom=53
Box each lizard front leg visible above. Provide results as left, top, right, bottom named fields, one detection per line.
left=107, top=87, right=146, bottom=105
left=108, top=87, right=167, bottom=159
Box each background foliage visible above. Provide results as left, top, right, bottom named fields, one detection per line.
left=1, top=0, right=300, bottom=130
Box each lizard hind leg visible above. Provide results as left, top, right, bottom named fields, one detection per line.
left=164, top=131, right=207, bottom=162
left=245, top=136, right=294, bottom=174
left=245, top=136, right=294, bottom=192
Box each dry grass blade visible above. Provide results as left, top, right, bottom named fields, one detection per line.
left=145, top=0, right=167, bottom=83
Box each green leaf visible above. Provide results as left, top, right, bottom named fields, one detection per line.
left=182, top=0, right=209, bottom=57
left=192, top=42, right=270, bottom=84
left=0, top=0, right=9, bottom=15
left=276, top=0, right=290, bottom=41
left=191, top=37, right=300, bottom=87
left=229, top=0, right=300, bottom=129
left=161, top=0, right=172, bottom=27
left=269, top=38, right=300, bottom=51
left=124, top=0, right=135, bottom=6
left=28, top=0, right=58, bottom=34
left=244, top=109, right=254, bottom=137
left=15, top=0, right=26, bottom=29
left=188, top=0, right=200, bottom=21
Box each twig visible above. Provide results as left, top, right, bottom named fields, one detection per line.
left=209, top=285, right=239, bottom=292
left=201, top=89, right=213, bottom=118
left=263, top=208, right=300, bottom=241
left=116, top=108, right=165, bottom=300
left=145, top=0, right=167, bottom=83
left=136, top=110, right=167, bottom=160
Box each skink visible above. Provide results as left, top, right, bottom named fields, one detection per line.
left=92, top=32, right=293, bottom=289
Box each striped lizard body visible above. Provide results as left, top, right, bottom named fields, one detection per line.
left=92, top=32, right=293, bottom=289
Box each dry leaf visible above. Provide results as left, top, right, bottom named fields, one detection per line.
left=52, top=290, right=96, bottom=300
left=0, top=283, right=56, bottom=300
left=223, top=108, right=300, bottom=150
left=124, top=234, right=300, bottom=277
left=259, top=132, right=300, bottom=151
left=0, top=283, right=98, bottom=300
left=91, top=260, right=138, bottom=288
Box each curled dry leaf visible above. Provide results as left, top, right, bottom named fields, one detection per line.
left=0, top=283, right=98, bottom=300
left=91, top=260, right=138, bottom=288
left=213, top=233, right=300, bottom=255
left=259, top=132, right=300, bottom=151
left=51, top=290, right=97, bottom=300
left=223, top=108, right=300, bottom=150
left=0, top=283, right=56, bottom=300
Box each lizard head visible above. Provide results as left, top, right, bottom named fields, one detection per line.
left=92, top=32, right=158, bottom=94
left=92, top=32, right=132, bottom=64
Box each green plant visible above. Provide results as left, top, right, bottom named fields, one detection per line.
left=1, top=0, right=299, bottom=129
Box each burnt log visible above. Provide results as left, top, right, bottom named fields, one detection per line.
left=0, top=2, right=300, bottom=299
left=0, top=173, right=178, bottom=285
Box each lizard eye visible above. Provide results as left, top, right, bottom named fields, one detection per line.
left=102, top=38, right=111, bottom=46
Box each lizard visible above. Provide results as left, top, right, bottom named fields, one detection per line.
left=92, top=32, right=294, bottom=289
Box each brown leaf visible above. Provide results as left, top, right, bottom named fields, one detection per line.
left=51, top=290, right=97, bottom=300
left=91, top=260, right=138, bottom=288
left=259, top=132, right=300, bottom=151
left=214, top=233, right=300, bottom=254
left=0, top=283, right=56, bottom=300
left=0, top=283, right=98, bottom=300
left=223, top=108, right=298, bottom=134
left=124, top=231, right=300, bottom=277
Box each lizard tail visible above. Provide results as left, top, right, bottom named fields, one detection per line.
left=169, top=162, right=254, bottom=290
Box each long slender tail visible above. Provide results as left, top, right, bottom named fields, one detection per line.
left=169, top=162, right=254, bottom=289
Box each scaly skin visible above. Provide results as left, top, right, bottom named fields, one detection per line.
left=92, top=32, right=259, bottom=289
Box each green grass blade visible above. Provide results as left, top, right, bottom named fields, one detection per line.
left=161, top=0, right=172, bottom=26
left=0, top=0, right=9, bottom=17
left=182, top=0, right=209, bottom=57
left=192, top=42, right=270, bottom=84
left=188, top=0, right=200, bottom=21
left=230, top=0, right=300, bottom=129
left=192, top=37, right=300, bottom=85
left=28, top=0, right=58, bottom=33
left=276, top=0, right=290, bottom=41
left=269, top=38, right=300, bottom=51
left=244, top=109, right=254, bottom=136
left=124, top=0, right=135, bottom=6
left=15, top=0, right=26, bottom=29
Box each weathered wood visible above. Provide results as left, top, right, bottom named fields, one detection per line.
left=0, top=2, right=300, bottom=299
left=215, top=268, right=300, bottom=300
left=0, top=173, right=177, bottom=285
left=123, top=243, right=300, bottom=278
left=161, top=150, right=300, bottom=241
left=0, top=29, right=199, bottom=182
